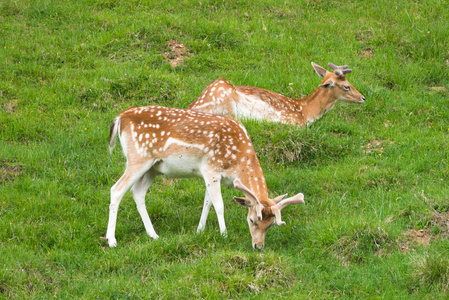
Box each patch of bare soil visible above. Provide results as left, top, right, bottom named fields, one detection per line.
left=360, top=49, right=374, bottom=59
left=400, top=211, right=449, bottom=253
left=362, top=140, right=394, bottom=154
left=163, top=40, right=193, bottom=67
left=4, top=99, right=18, bottom=114
left=0, top=161, right=23, bottom=182
left=429, top=86, right=448, bottom=94
left=431, top=211, right=449, bottom=236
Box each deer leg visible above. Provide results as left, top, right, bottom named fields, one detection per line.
left=203, top=176, right=227, bottom=237
left=130, top=170, right=159, bottom=240
left=106, top=160, right=155, bottom=247
left=197, top=189, right=212, bottom=233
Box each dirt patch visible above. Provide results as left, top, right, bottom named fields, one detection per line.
left=360, top=49, right=374, bottom=59
left=399, top=211, right=449, bottom=253
left=3, top=99, right=18, bottom=114
left=163, top=40, right=193, bottom=67
left=362, top=140, right=394, bottom=154
left=429, top=86, right=448, bottom=94
left=0, top=161, right=23, bottom=182
left=399, top=229, right=431, bottom=253
left=431, top=211, right=449, bottom=236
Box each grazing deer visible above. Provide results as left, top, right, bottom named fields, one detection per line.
left=106, top=105, right=304, bottom=249
left=188, top=62, right=365, bottom=126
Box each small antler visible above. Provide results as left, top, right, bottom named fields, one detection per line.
left=328, top=63, right=352, bottom=76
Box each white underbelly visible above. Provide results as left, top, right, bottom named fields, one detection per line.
left=235, top=92, right=285, bottom=122
left=153, top=156, right=203, bottom=178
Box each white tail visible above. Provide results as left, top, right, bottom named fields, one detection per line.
left=188, top=62, right=365, bottom=126
left=106, top=105, right=304, bottom=249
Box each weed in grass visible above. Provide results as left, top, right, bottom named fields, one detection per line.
left=412, top=254, right=449, bottom=289
left=329, top=225, right=393, bottom=265
left=246, top=121, right=361, bottom=167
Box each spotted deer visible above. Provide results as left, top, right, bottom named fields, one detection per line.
left=188, top=62, right=365, bottom=126
left=106, top=105, right=304, bottom=249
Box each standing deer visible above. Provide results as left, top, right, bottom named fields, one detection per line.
left=188, top=62, right=365, bottom=126
left=106, top=105, right=304, bottom=249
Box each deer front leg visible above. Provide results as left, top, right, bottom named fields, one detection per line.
left=203, top=176, right=227, bottom=237
left=197, top=189, right=212, bottom=233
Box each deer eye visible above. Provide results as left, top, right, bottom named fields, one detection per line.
left=249, top=218, right=254, bottom=224
left=344, top=85, right=350, bottom=91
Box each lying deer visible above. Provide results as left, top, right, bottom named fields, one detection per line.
left=188, top=62, right=365, bottom=126
left=106, top=105, right=304, bottom=249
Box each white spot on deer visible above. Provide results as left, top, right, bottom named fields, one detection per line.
left=145, top=133, right=149, bottom=139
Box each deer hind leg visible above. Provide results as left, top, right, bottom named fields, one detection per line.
left=197, top=189, right=212, bottom=233
left=203, top=175, right=227, bottom=237
left=130, top=170, right=159, bottom=240
left=106, top=160, right=156, bottom=247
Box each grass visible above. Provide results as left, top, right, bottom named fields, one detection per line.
left=1, top=0, right=449, bottom=298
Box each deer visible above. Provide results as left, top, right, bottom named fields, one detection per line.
left=188, top=62, right=366, bottom=126
left=106, top=105, right=304, bottom=250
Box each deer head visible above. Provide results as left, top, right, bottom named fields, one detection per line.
left=311, top=62, right=366, bottom=104
left=233, top=178, right=304, bottom=250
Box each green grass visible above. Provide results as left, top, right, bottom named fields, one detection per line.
left=1, top=0, right=449, bottom=298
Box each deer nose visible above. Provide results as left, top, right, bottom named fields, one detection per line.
left=361, top=96, right=366, bottom=102
left=253, top=243, right=264, bottom=250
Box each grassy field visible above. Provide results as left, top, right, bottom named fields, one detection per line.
left=1, top=0, right=448, bottom=298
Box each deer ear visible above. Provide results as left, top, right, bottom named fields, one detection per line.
left=233, top=197, right=252, bottom=207
left=311, top=62, right=328, bottom=78
left=319, top=79, right=334, bottom=88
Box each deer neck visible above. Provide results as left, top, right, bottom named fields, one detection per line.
left=237, top=155, right=271, bottom=206
left=297, top=87, right=337, bottom=126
